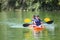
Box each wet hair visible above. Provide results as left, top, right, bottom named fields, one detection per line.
left=33, top=15, right=39, bottom=19
left=33, top=15, right=36, bottom=19
left=36, top=15, right=40, bottom=20
left=36, top=15, right=39, bottom=17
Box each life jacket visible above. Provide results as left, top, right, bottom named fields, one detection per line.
left=34, top=19, right=41, bottom=26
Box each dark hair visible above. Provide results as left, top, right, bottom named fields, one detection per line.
left=33, top=15, right=36, bottom=19
left=33, top=15, right=39, bottom=19
left=36, top=15, right=39, bottom=17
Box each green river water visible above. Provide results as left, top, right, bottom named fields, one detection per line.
left=0, top=10, right=60, bottom=40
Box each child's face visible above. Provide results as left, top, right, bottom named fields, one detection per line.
left=35, top=16, right=39, bottom=19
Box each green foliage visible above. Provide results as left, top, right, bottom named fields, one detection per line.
left=0, top=0, right=60, bottom=11
left=0, top=3, right=2, bottom=12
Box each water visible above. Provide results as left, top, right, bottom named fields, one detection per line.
left=0, top=11, right=60, bottom=40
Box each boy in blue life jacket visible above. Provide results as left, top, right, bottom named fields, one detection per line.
left=32, top=15, right=42, bottom=27
left=31, top=15, right=44, bottom=37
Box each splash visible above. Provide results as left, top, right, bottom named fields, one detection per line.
left=0, top=22, right=28, bottom=28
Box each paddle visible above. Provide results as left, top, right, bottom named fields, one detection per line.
left=46, top=20, right=53, bottom=24
left=23, top=23, right=31, bottom=27
left=23, top=18, right=31, bottom=27
left=44, top=17, right=54, bottom=24
left=23, top=18, right=54, bottom=27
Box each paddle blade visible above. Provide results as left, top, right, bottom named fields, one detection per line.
left=46, top=21, right=53, bottom=24
left=24, top=18, right=31, bottom=23
left=23, top=23, right=30, bottom=27
left=44, top=18, right=51, bottom=22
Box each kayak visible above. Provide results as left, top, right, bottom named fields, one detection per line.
left=29, top=25, right=45, bottom=32
left=33, top=26, right=44, bottom=32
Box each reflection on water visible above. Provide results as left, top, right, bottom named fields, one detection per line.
left=22, top=23, right=55, bottom=40
left=0, top=22, right=55, bottom=40
left=44, top=23, right=55, bottom=35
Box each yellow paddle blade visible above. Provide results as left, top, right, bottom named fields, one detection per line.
left=44, top=18, right=51, bottom=22
left=24, top=18, right=31, bottom=23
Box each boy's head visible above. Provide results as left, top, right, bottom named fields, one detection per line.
left=33, top=15, right=39, bottom=19
left=33, top=15, right=39, bottom=18
left=35, top=15, right=39, bottom=19
left=33, top=15, right=36, bottom=19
